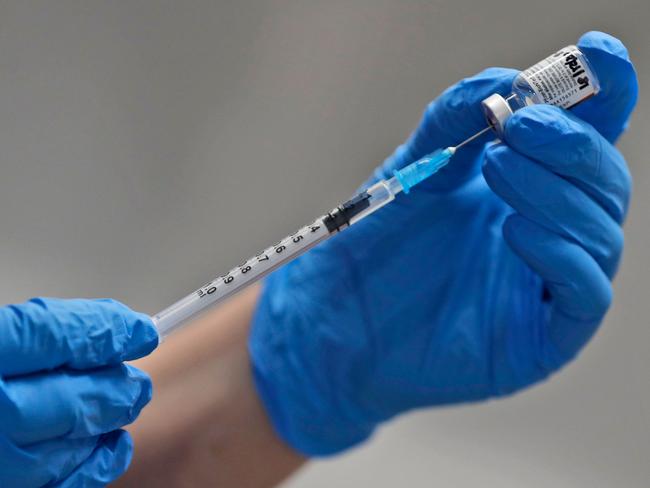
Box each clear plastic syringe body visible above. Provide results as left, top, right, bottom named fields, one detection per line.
left=153, top=145, right=459, bottom=338
left=153, top=175, right=407, bottom=338
left=481, top=45, right=600, bottom=136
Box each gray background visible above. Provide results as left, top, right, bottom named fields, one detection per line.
left=0, top=1, right=648, bottom=486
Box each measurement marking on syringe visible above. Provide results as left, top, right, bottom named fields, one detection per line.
left=154, top=178, right=402, bottom=337
left=194, top=219, right=328, bottom=300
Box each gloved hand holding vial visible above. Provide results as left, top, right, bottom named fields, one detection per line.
left=248, top=31, right=637, bottom=454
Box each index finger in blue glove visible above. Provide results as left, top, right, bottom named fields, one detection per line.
left=375, top=67, right=518, bottom=191
left=0, top=364, right=152, bottom=446
left=572, top=31, right=639, bottom=143
left=0, top=298, right=158, bottom=377
left=504, top=105, right=632, bottom=223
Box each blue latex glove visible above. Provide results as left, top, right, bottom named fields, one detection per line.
left=0, top=298, right=158, bottom=487
left=250, top=31, right=638, bottom=456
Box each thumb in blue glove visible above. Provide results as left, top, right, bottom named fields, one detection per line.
left=0, top=297, right=158, bottom=487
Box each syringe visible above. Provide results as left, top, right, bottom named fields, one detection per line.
left=153, top=134, right=482, bottom=338
left=153, top=41, right=603, bottom=338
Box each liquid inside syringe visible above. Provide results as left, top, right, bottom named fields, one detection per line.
left=153, top=146, right=459, bottom=338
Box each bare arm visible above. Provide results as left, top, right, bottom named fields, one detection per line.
left=116, top=285, right=306, bottom=487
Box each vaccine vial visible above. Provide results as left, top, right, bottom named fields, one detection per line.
left=482, top=45, right=600, bottom=135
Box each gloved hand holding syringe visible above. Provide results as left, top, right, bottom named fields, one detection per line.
left=153, top=44, right=600, bottom=338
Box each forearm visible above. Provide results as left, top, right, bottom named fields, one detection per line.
left=116, top=285, right=305, bottom=487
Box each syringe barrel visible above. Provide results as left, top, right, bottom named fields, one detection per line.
left=152, top=179, right=403, bottom=338
left=482, top=45, right=600, bottom=136
left=153, top=219, right=331, bottom=338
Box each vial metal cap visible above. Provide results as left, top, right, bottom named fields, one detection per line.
left=481, top=93, right=512, bottom=137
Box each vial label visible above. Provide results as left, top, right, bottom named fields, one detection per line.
left=520, top=45, right=597, bottom=109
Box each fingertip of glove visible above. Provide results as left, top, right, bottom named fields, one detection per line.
left=427, top=67, right=518, bottom=139
left=504, top=105, right=569, bottom=143
left=134, top=376, right=153, bottom=420
left=102, top=429, right=133, bottom=456
left=124, top=366, right=154, bottom=423
left=440, top=67, right=518, bottom=114
left=578, top=31, right=631, bottom=63
left=577, top=31, right=637, bottom=97
left=467, top=66, right=520, bottom=91
left=114, top=308, right=159, bottom=362
left=576, top=31, right=638, bottom=118
left=482, top=143, right=510, bottom=180
left=85, top=299, right=159, bottom=362
left=54, top=432, right=133, bottom=487
left=98, top=430, right=134, bottom=481
left=483, top=144, right=541, bottom=207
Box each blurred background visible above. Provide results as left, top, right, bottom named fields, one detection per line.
left=0, top=1, right=648, bottom=486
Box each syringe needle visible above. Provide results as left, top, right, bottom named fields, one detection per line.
left=452, top=126, right=493, bottom=150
